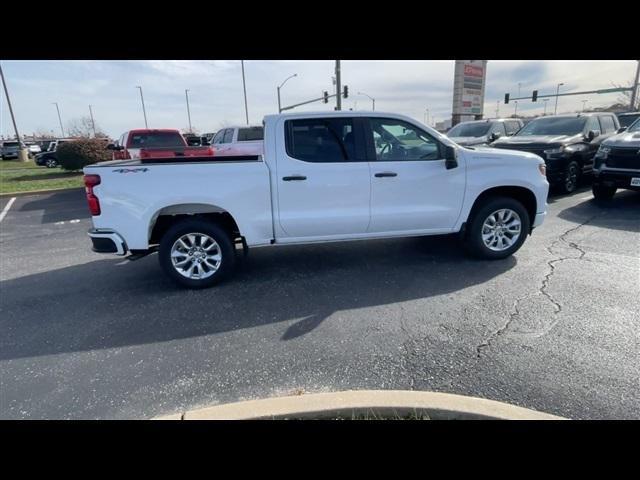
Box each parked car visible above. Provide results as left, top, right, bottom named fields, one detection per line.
left=83, top=111, right=549, bottom=288
left=210, top=126, right=264, bottom=156
left=110, top=129, right=190, bottom=160
left=447, top=118, right=524, bottom=147
left=34, top=139, right=73, bottom=167
left=615, top=111, right=640, bottom=129
left=1, top=141, right=24, bottom=160
left=26, top=143, right=42, bottom=157
left=491, top=112, right=620, bottom=193
left=591, top=117, right=640, bottom=200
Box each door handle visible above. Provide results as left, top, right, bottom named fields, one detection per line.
left=283, top=175, right=307, bottom=181
left=374, top=172, right=397, bottom=177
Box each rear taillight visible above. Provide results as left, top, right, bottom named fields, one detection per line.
left=84, top=174, right=101, bottom=216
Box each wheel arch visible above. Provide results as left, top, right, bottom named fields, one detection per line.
left=466, top=186, right=537, bottom=233
left=148, top=203, right=242, bottom=245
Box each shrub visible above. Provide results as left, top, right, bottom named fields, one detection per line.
left=57, top=139, right=111, bottom=171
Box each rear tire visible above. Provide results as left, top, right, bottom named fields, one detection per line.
left=592, top=183, right=616, bottom=201
left=158, top=218, right=236, bottom=289
left=46, top=158, right=57, bottom=168
left=464, top=196, right=530, bottom=260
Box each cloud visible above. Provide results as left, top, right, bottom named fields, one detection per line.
left=1, top=60, right=637, bottom=138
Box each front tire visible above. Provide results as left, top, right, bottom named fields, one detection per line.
left=592, top=183, right=616, bottom=201
left=158, top=219, right=236, bottom=289
left=558, top=160, right=580, bottom=194
left=45, top=158, right=58, bottom=168
left=464, top=196, right=530, bottom=260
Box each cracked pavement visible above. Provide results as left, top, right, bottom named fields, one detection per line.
left=1, top=187, right=639, bottom=419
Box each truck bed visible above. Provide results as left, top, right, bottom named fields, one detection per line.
left=91, top=155, right=262, bottom=167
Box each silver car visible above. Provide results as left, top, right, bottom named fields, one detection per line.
left=1, top=141, right=23, bottom=160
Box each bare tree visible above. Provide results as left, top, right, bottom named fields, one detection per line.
left=611, top=80, right=639, bottom=110
left=66, top=116, right=108, bottom=138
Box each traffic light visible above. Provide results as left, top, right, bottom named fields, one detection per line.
left=504, top=93, right=510, bottom=104
left=343, top=85, right=348, bottom=98
left=532, top=90, right=538, bottom=102
left=323, top=91, right=329, bottom=104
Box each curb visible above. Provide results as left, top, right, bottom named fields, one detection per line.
left=0, top=186, right=84, bottom=198
left=154, top=390, right=566, bottom=420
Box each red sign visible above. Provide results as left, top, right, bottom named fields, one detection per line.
left=464, top=64, right=483, bottom=77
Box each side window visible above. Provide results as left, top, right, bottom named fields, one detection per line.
left=505, top=121, right=520, bottom=135
left=491, top=122, right=506, bottom=135
left=598, top=115, right=616, bottom=134
left=585, top=116, right=600, bottom=133
left=212, top=131, right=224, bottom=144
left=223, top=129, right=235, bottom=144
left=369, top=118, right=441, bottom=161
left=285, top=117, right=358, bottom=163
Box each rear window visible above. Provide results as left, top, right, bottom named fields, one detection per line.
left=128, top=131, right=185, bottom=148
left=3, top=142, right=19, bottom=147
left=237, top=127, right=264, bottom=142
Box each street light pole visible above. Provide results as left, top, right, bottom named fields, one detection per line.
left=0, top=62, right=23, bottom=145
left=357, top=91, right=375, bottom=111
left=88, top=104, right=96, bottom=137
left=554, top=82, right=564, bottom=115
left=241, top=60, right=249, bottom=125
left=543, top=98, right=549, bottom=115
left=185, top=89, right=192, bottom=133
left=514, top=100, right=518, bottom=118
left=277, top=74, right=298, bottom=113
left=424, top=108, right=429, bottom=125
left=582, top=99, right=588, bottom=112
left=53, top=102, right=65, bottom=137
left=496, top=100, right=500, bottom=117
left=335, top=60, right=342, bottom=111
left=630, top=60, right=640, bottom=111
left=136, top=86, right=148, bottom=128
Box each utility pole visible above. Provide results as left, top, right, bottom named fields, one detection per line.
left=0, top=62, right=29, bottom=161
left=582, top=99, right=588, bottom=112
left=335, top=60, right=342, bottom=111
left=53, top=102, right=65, bottom=137
left=514, top=100, right=518, bottom=118
left=88, top=105, right=96, bottom=137
left=136, top=86, right=148, bottom=128
left=631, top=60, right=640, bottom=111
left=185, top=89, right=192, bottom=133
left=424, top=108, right=429, bottom=124
left=496, top=100, right=500, bottom=117
left=241, top=60, right=249, bottom=125
left=554, top=82, right=564, bottom=115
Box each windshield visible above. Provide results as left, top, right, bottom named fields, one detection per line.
left=618, top=114, right=640, bottom=128
left=237, top=127, right=264, bottom=142
left=516, top=117, right=587, bottom=136
left=448, top=122, right=491, bottom=137
left=628, top=117, right=640, bottom=132
left=129, top=131, right=185, bottom=148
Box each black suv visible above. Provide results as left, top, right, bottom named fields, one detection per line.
left=491, top=113, right=620, bottom=193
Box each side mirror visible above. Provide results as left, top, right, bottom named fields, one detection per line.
left=489, top=132, right=502, bottom=141
left=617, top=127, right=627, bottom=134
left=586, top=130, right=600, bottom=141
left=444, top=145, right=458, bottom=170
left=106, top=143, right=116, bottom=150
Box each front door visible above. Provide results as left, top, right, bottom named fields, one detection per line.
left=276, top=116, right=371, bottom=239
left=364, top=117, right=466, bottom=233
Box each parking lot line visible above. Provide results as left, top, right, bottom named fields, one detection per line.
left=0, top=197, right=16, bottom=223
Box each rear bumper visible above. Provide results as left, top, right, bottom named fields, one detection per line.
left=88, top=229, right=127, bottom=255
left=2, top=152, right=19, bottom=159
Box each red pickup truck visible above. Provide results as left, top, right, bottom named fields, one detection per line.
left=108, top=129, right=213, bottom=160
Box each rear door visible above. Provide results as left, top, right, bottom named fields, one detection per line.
left=364, top=116, right=466, bottom=233
left=276, top=116, right=371, bottom=239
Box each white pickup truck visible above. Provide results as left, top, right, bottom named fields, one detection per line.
left=84, top=111, right=549, bottom=288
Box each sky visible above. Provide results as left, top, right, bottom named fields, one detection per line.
left=1, top=60, right=637, bottom=139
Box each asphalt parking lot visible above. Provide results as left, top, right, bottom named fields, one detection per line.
left=1, top=187, right=639, bottom=419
